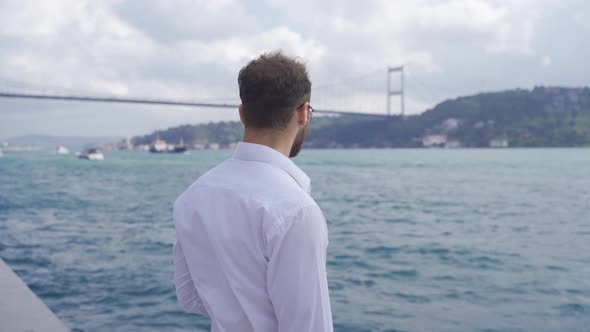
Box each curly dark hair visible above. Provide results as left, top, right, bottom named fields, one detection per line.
left=238, top=51, right=311, bottom=130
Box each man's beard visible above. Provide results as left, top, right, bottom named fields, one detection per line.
left=289, top=123, right=309, bottom=158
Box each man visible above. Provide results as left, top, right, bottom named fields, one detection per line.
left=173, top=51, right=333, bottom=332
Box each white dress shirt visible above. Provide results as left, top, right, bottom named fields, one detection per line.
left=173, top=141, right=333, bottom=332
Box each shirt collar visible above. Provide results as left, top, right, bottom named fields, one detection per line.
left=231, top=141, right=311, bottom=193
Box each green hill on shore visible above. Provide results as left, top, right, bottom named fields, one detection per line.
left=132, top=86, right=590, bottom=148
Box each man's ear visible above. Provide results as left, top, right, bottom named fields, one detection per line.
left=238, top=104, right=245, bottom=125
left=297, top=102, right=309, bottom=128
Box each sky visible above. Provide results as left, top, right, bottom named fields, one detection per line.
left=0, top=0, right=589, bottom=138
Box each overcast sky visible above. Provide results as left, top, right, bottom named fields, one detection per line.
left=1, top=0, right=588, bottom=138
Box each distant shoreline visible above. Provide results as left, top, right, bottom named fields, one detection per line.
left=2, top=145, right=589, bottom=153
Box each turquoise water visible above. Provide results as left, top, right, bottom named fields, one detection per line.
left=0, top=149, right=589, bottom=332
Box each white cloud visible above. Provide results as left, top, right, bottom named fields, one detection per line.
left=113, top=0, right=257, bottom=43
left=174, top=26, right=325, bottom=70
left=0, top=0, right=588, bottom=136
left=0, top=0, right=323, bottom=100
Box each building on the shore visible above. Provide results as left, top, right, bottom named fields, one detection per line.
left=444, top=140, right=462, bottom=149
left=441, top=118, right=462, bottom=132
left=136, top=144, right=150, bottom=151
left=422, top=134, right=447, bottom=147
left=490, top=138, right=509, bottom=148
left=117, top=138, right=133, bottom=150
left=3, top=145, right=39, bottom=152
left=207, top=143, right=220, bottom=150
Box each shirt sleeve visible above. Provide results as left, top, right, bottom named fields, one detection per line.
left=173, top=240, right=208, bottom=315
left=266, top=205, right=333, bottom=332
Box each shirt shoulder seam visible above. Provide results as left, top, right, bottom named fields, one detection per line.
left=265, top=203, right=321, bottom=240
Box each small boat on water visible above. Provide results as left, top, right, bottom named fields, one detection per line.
left=172, top=145, right=188, bottom=153
left=77, top=148, right=104, bottom=160
left=149, top=138, right=187, bottom=154
left=55, top=146, right=70, bottom=155
left=149, top=139, right=168, bottom=153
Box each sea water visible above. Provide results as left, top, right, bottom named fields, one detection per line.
left=0, top=148, right=589, bottom=332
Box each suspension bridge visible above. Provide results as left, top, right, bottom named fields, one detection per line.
left=0, top=67, right=415, bottom=118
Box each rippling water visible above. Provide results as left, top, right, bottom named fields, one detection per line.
left=1, top=148, right=589, bottom=331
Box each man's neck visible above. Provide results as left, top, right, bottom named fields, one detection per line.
left=243, top=130, right=293, bottom=158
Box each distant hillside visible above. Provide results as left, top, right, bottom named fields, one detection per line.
left=131, top=122, right=243, bottom=147
left=3, top=135, right=122, bottom=151
left=131, top=86, right=590, bottom=148
left=416, top=86, right=590, bottom=147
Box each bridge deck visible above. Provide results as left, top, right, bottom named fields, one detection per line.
left=0, top=92, right=390, bottom=117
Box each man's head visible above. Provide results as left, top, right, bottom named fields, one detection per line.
left=238, top=51, right=312, bottom=157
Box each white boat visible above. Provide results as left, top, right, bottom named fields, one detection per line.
left=55, top=146, right=70, bottom=155
left=149, top=138, right=187, bottom=153
left=77, top=148, right=104, bottom=160
left=149, top=139, right=168, bottom=153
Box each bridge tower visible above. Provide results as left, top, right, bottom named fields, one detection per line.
left=387, top=66, right=404, bottom=117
